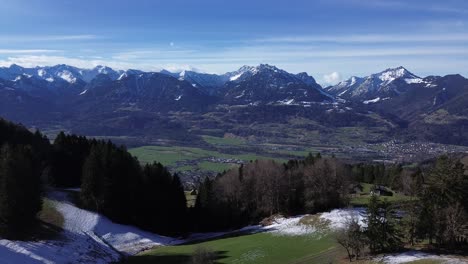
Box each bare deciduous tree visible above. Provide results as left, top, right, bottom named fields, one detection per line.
left=336, top=215, right=365, bottom=262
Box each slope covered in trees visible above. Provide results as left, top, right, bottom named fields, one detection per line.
left=0, top=119, right=47, bottom=238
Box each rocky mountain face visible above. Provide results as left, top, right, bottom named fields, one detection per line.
left=221, top=64, right=331, bottom=105
left=75, top=72, right=217, bottom=113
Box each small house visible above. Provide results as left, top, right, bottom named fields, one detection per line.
left=370, top=185, right=393, bottom=196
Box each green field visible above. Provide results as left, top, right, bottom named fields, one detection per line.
left=128, top=145, right=287, bottom=173
left=350, top=183, right=414, bottom=206
left=202, top=135, right=246, bottom=146
left=38, top=198, right=64, bottom=229
left=123, top=232, right=338, bottom=264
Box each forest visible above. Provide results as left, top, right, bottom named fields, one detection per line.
left=0, top=118, right=466, bottom=257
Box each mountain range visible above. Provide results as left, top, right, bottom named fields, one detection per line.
left=0, top=63, right=467, bottom=146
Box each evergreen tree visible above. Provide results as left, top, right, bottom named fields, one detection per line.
left=169, top=173, right=187, bottom=232
left=0, top=144, right=42, bottom=237
left=80, top=145, right=105, bottom=212
left=365, top=195, right=402, bottom=253
left=365, top=195, right=381, bottom=253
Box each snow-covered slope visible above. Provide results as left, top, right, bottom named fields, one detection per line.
left=0, top=190, right=178, bottom=263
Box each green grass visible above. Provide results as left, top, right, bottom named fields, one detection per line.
left=38, top=198, right=64, bottom=229
left=123, top=232, right=337, bottom=264
left=185, top=191, right=197, bottom=207
left=129, top=146, right=209, bottom=166
left=202, top=135, right=245, bottom=146
left=198, top=161, right=235, bottom=173
left=350, top=183, right=414, bottom=206
left=28, top=198, right=65, bottom=240
left=129, top=145, right=286, bottom=173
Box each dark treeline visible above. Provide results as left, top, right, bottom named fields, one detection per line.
left=0, top=119, right=47, bottom=238
left=79, top=142, right=187, bottom=234
left=48, top=132, right=93, bottom=187
left=49, top=133, right=187, bottom=235
left=0, top=118, right=187, bottom=237
left=192, top=154, right=351, bottom=231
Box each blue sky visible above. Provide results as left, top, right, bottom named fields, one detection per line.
left=0, top=0, right=467, bottom=84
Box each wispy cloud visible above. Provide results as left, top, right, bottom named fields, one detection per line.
left=0, top=35, right=98, bottom=42
left=254, top=33, right=468, bottom=44
left=0, top=49, right=61, bottom=54
left=0, top=55, right=194, bottom=72
left=323, top=72, right=342, bottom=85
left=337, top=0, right=468, bottom=15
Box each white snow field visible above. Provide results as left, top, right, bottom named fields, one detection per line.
left=0, top=190, right=179, bottom=264
left=1, top=201, right=466, bottom=264
left=319, top=207, right=366, bottom=229
left=379, top=251, right=468, bottom=264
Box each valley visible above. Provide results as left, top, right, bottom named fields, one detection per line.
left=2, top=1, right=468, bottom=263
left=1, top=64, right=467, bottom=153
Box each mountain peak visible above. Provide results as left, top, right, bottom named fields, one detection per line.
left=378, top=66, right=416, bottom=78
left=9, top=64, right=24, bottom=70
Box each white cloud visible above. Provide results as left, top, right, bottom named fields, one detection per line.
left=0, top=49, right=61, bottom=54
left=0, top=55, right=202, bottom=73
left=323, top=72, right=342, bottom=85
left=0, top=35, right=97, bottom=42
left=254, top=33, right=468, bottom=44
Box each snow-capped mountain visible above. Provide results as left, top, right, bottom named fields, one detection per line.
left=326, top=66, right=423, bottom=102
left=221, top=64, right=332, bottom=105
left=1, top=63, right=467, bottom=146
left=0, top=64, right=125, bottom=85
left=223, top=65, right=259, bottom=83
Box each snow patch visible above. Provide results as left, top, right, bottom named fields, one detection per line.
left=230, top=73, right=243, bottom=81
left=338, top=89, right=349, bottom=96
left=363, top=97, right=381, bottom=104
left=235, top=90, right=245, bottom=98
left=277, top=99, right=295, bottom=105
left=175, top=95, right=182, bottom=101
left=79, top=89, right=88, bottom=95
left=266, top=216, right=317, bottom=236
left=37, top=69, right=46, bottom=77
left=404, top=78, right=423, bottom=84
left=319, top=208, right=366, bottom=229
left=0, top=190, right=180, bottom=263
left=57, top=71, right=77, bottom=83
left=379, top=251, right=468, bottom=264
left=117, top=73, right=128, bottom=81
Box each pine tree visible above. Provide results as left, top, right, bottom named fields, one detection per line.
left=365, top=195, right=402, bottom=253
left=169, top=173, right=187, bottom=232
left=0, top=144, right=42, bottom=237
left=365, top=194, right=381, bottom=253
left=80, top=145, right=104, bottom=212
